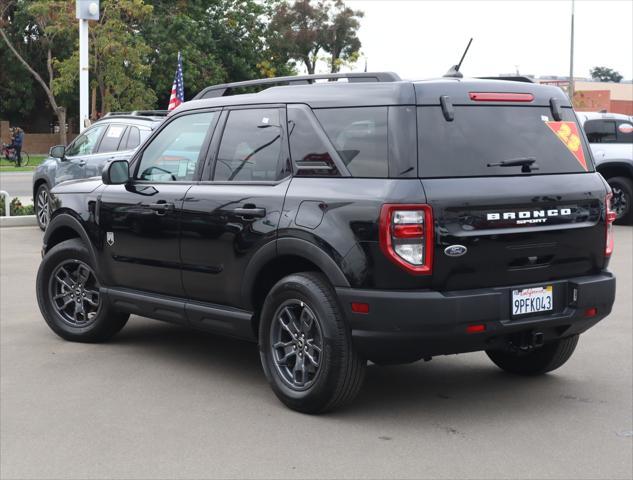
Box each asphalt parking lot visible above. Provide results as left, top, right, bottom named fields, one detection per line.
left=1, top=226, right=631, bottom=480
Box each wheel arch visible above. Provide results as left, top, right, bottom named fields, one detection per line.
left=596, top=161, right=633, bottom=181
left=43, top=212, right=98, bottom=265
left=242, top=237, right=350, bottom=336
left=33, top=177, right=49, bottom=200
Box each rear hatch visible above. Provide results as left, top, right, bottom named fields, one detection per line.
left=415, top=82, right=609, bottom=291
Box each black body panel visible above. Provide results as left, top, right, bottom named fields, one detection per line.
left=40, top=75, right=616, bottom=362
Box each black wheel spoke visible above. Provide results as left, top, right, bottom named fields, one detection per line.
left=49, top=260, right=101, bottom=327
left=270, top=299, right=324, bottom=391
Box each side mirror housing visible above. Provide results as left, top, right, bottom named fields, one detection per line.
left=102, top=159, right=130, bottom=185
left=49, top=145, right=66, bottom=160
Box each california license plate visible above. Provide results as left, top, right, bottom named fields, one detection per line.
left=512, top=286, right=553, bottom=316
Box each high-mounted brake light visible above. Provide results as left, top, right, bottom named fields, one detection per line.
left=469, top=92, right=534, bottom=102
left=379, top=204, right=433, bottom=274
left=605, top=192, right=616, bottom=257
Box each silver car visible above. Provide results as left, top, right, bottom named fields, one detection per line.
left=577, top=111, right=633, bottom=224
left=32, top=112, right=165, bottom=230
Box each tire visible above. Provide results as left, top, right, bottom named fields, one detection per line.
left=18, top=151, right=29, bottom=167
left=486, top=334, right=579, bottom=376
left=607, top=176, right=633, bottom=225
left=259, top=272, right=366, bottom=413
left=35, top=183, right=50, bottom=231
left=36, top=238, right=129, bottom=343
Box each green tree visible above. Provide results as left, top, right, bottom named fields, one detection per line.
left=144, top=0, right=294, bottom=106
left=54, top=0, right=157, bottom=117
left=1, top=0, right=75, bottom=143
left=269, top=0, right=328, bottom=75
left=269, top=0, right=363, bottom=75
left=590, top=66, right=623, bottom=83
left=322, top=0, right=363, bottom=73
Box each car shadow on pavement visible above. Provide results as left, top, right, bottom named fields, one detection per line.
left=109, top=317, right=579, bottom=419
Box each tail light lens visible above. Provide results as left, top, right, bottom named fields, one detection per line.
left=379, top=204, right=433, bottom=274
left=605, top=192, right=616, bottom=257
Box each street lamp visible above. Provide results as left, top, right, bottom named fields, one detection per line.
left=76, top=0, right=99, bottom=132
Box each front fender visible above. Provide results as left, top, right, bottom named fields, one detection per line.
left=43, top=213, right=98, bottom=266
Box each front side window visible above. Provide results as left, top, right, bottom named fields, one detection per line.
left=136, top=112, right=217, bottom=182
left=287, top=106, right=339, bottom=176
left=65, top=124, right=107, bottom=157
left=584, top=119, right=617, bottom=143
left=314, top=107, right=388, bottom=177
left=98, top=124, right=127, bottom=153
left=214, top=108, right=283, bottom=182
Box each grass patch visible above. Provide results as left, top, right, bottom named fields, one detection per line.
left=0, top=154, right=47, bottom=172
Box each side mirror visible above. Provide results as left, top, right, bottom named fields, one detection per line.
left=102, top=159, right=130, bottom=185
left=49, top=145, right=66, bottom=160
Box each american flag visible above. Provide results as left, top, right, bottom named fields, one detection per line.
left=168, top=52, right=184, bottom=111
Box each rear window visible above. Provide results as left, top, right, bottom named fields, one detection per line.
left=314, top=107, right=388, bottom=177
left=418, top=106, right=593, bottom=177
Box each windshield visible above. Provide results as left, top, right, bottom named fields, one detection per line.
left=417, top=106, right=593, bottom=177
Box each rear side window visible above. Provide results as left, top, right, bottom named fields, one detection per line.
left=214, top=108, right=283, bottom=182
left=616, top=120, right=633, bottom=144
left=418, top=106, right=593, bottom=177
left=98, top=124, right=127, bottom=153
left=314, top=107, right=388, bottom=177
left=584, top=119, right=617, bottom=143
left=125, top=126, right=141, bottom=150
left=287, top=106, right=339, bottom=176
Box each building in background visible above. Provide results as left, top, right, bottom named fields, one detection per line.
left=538, top=77, right=633, bottom=115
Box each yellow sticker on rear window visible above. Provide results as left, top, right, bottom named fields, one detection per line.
left=545, top=121, right=587, bottom=171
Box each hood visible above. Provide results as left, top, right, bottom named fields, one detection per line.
left=51, top=177, right=104, bottom=194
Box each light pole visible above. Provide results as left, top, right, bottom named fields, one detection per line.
left=569, top=0, right=575, bottom=104
left=76, top=1, right=99, bottom=132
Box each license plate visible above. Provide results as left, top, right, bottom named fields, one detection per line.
left=512, top=286, right=553, bottom=316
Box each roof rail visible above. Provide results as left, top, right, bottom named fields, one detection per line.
left=477, top=76, right=535, bottom=83
left=193, top=72, right=402, bottom=100
left=103, top=110, right=168, bottom=118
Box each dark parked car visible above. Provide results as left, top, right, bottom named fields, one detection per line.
left=36, top=72, right=617, bottom=413
left=32, top=111, right=166, bottom=230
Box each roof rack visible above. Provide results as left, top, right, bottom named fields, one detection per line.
left=193, top=72, right=402, bottom=100
left=103, top=110, right=169, bottom=118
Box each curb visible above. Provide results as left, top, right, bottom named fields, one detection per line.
left=0, top=215, right=38, bottom=228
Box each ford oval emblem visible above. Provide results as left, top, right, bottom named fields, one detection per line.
left=444, top=245, right=467, bottom=257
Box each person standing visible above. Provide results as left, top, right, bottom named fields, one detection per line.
left=9, top=127, right=24, bottom=166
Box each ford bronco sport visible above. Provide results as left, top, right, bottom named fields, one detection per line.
left=36, top=72, right=617, bottom=413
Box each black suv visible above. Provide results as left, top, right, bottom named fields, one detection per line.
left=33, top=111, right=166, bottom=230
left=36, top=72, right=617, bottom=413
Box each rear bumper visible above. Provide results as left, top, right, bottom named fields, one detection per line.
left=336, top=272, right=616, bottom=361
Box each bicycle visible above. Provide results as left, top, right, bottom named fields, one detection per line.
left=1, top=143, right=30, bottom=167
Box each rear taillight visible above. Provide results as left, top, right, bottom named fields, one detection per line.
left=379, top=204, right=433, bottom=274
left=605, top=192, right=617, bottom=257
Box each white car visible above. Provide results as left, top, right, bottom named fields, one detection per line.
left=577, top=111, right=633, bottom=224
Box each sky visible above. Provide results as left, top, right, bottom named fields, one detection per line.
left=327, top=0, right=633, bottom=81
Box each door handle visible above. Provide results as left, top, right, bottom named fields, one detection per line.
left=232, top=206, right=266, bottom=218
left=78, top=160, right=87, bottom=166
left=148, top=202, right=175, bottom=215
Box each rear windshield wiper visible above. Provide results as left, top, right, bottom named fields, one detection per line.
left=487, top=157, right=538, bottom=172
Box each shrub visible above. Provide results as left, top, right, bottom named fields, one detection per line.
left=0, top=196, right=35, bottom=216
